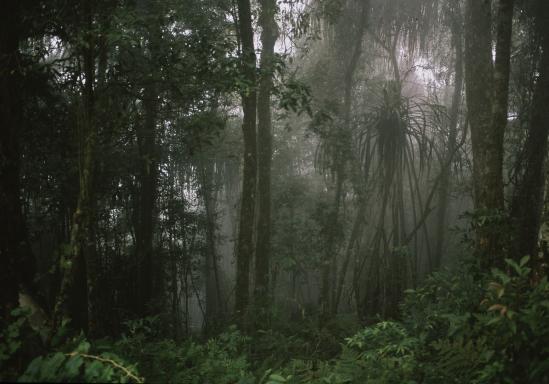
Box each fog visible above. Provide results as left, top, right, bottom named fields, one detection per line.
left=2, top=0, right=548, bottom=382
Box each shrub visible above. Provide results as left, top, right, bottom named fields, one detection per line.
left=112, top=321, right=254, bottom=383
left=0, top=307, right=46, bottom=381
left=267, top=258, right=549, bottom=383
left=402, top=256, right=549, bottom=383
left=19, top=339, right=142, bottom=383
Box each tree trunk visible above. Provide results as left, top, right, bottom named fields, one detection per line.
left=0, top=1, right=36, bottom=327
left=254, top=0, right=278, bottom=324
left=135, top=0, right=161, bottom=316
left=135, top=83, right=159, bottom=315
left=465, top=0, right=513, bottom=268
left=332, top=1, right=370, bottom=316
left=319, top=0, right=369, bottom=321
left=334, top=197, right=366, bottom=313
left=235, top=0, right=257, bottom=329
left=433, top=4, right=463, bottom=271
left=320, top=174, right=343, bottom=319
left=54, top=2, right=99, bottom=336
left=510, top=3, right=549, bottom=263
left=201, top=159, right=223, bottom=334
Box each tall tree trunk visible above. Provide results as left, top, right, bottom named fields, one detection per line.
left=320, top=175, right=343, bottom=319
left=254, top=0, right=278, bottom=326
left=0, top=1, right=36, bottom=326
left=235, top=0, right=257, bottom=329
left=82, top=41, right=100, bottom=335
left=54, top=2, right=99, bottom=335
left=510, top=3, right=549, bottom=263
left=201, top=159, right=223, bottom=334
left=433, top=4, right=463, bottom=271
left=136, top=83, right=159, bottom=315
left=331, top=0, right=370, bottom=315
left=334, top=197, right=366, bottom=313
left=319, top=0, right=369, bottom=321
left=465, top=0, right=513, bottom=268
left=135, top=0, right=161, bottom=316
left=166, top=162, right=180, bottom=340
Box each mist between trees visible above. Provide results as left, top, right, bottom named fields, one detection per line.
left=1, top=0, right=549, bottom=382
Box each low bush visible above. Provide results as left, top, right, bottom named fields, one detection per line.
left=111, top=319, right=253, bottom=384
left=3, top=258, right=548, bottom=383
left=19, top=339, right=143, bottom=383
left=265, top=257, right=549, bottom=383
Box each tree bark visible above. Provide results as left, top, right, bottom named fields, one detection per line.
left=201, top=159, right=223, bottom=334
left=135, top=0, right=161, bottom=316
left=510, top=3, right=549, bottom=263
left=54, top=2, right=99, bottom=336
left=331, top=0, right=370, bottom=315
left=334, top=197, right=366, bottom=313
left=465, top=0, right=513, bottom=268
left=254, top=0, right=278, bottom=325
left=318, top=0, right=370, bottom=321
left=235, top=0, right=257, bottom=329
left=433, top=3, right=463, bottom=271
left=0, top=1, right=36, bottom=327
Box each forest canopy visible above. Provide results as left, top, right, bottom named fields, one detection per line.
left=1, top=0, right=549, bottom=382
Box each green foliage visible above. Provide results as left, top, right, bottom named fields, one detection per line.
left=400, top=262, right=486, bottom=342
left=112, top=321, right=253, bottom=384
left=271, top=176, right=325, bottom=283
left=264, top=259, right=549, bottom=383
left=0, top=311, right=141, bottom=383
left=251, top=317, right=347, bottom=374
left=0, top=307, right=48, bottom=382
left=3, top=258, right=548, bottom=383
left=181, top=328, right=252, bottom=384
left=475, top=256, right=549, bottom=382
left=0, top=308, right=30, bottom=365
left=19, top=339, right=143, bottom=383
left=337, top=321, right=420, bottom=383
left=400, top=257, right=549, bottom=383
left=275, top=76, right=313, bottom=116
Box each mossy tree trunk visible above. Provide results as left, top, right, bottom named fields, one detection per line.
left=254, top=0, right=279, bottom=325
left=54, top=1, right=101, bottom=336
left=465, top=0, right=514, bottom=268
left=510, top=2, right=549, bottom=264
left=235, top=0, right=258, bottom=329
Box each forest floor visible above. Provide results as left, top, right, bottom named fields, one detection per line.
left=3, top=257, right=548, bottom=383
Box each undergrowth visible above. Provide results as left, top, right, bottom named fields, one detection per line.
left=2, top=257, right=548, bottom=383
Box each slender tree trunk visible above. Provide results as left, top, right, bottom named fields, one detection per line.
left=201, top=159, right=223, bottom=334
left=334, top=198, right=366, bottom=313
left=136, top=83, right=159, bottom=315
left=254, top=0, right=278, bottom=323
left=320, top=174, right=343, bottom=319
left=0, top=1, right=36, bottom=326
left=465, top=0, right=513, bottom=268
left=332, top=0, right=369, bottom=315
left=510, top=4, right=549, bottom=263
left=434, top=5, right=463, bottom=270
left=492, top=0, right=515, bottom=144
left=235, top=0, right=257, bottom=329
left=54, top=2, right=99, bottom=335
left=319, top=0, right=369, bottom=321
left=169, top=230, right=180, bottom=339
left=165, top=162, right=180, bottom=339
left=135, top=0, right=161, bottom=315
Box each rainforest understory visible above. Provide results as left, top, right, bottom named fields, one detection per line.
left=1, top=0, right=549, bottom=382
